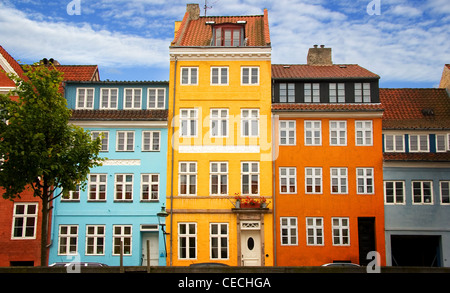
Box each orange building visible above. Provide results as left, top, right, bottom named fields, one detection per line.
left=272, top=46, right=386, bottom=266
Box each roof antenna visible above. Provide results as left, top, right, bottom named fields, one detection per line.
left=204, top=0, right=213, bottom=16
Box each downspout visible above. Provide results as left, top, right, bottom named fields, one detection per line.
left=169, top=56, right=178, bottom=266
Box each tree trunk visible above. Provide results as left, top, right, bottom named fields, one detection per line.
left=40, top=183, right=49, bottom=266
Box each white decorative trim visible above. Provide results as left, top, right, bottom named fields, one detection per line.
left=178, top=145, right=260, bottom=153
left=102, top=159, right=141, bottom=166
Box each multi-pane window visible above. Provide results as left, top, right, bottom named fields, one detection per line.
left=279, top=120, right=296, bottom=145
left=214, top=27, right=243, bottom=46
left=436, top=135, right=447, bottom=152
left=141, top=174, right=159, bottom=201
left=58, top=225, right=78, bottom=255
left=332, top=218, right=349, bottom=246
left=241, top=109, right=259, bottom=137
left=304, top=121, right=321, bottom=145
left=100, top=88, right=118, bottom=109
left=179, top=162, right=197, bottom=195
left=86, top=225, right=105, bottom=255
left=12, top=203, right=38, bottom=239
left=409, top=134, right=429, bottom=152
left=330, top=168, right=348, bottom=194
left=280, top=217, right=298, bottom=245
left=412, top=181, right=433, bottom=204
left=329, top=121, right=347, bottom=146
left=355, top=121, right=373, bottom=146
left=181, top=67, right=198, bottom=85
left=280, top=167, right=296, bottom=194
left=306, top=217, right=323, bottom=246
left=88, top=174, right=107, bottom=201
left=440, top=181, right=450, bottom=204
left=210, top=223, right=228, bottom=259
left=61, top=184, right=80, bottom=201
left=384, top=181, right=405, bottom=204
left=76, top=88, right=94, bottom=109
left=210, top=162, right=228, bottom=195
left=142, top=131, right=160, bottom=151
left=115, top=174, right=133, bottom=201
left=304, top=83, right=320, bottom=103
left=179, top=223, right=197, bottom=259
left=384, top=134, right=404, bottom=152
left=329, top=83, right=345, bottom=103
left=116, top=131, right=134, bottom=151
left=211, top=67, right=228, bottom=85
left=148, top=88, right=165, bottom=109
left=241, top=162, right=259, bottom=195
left=305, top=167, right=322, bottom=194
left=210, top=109, right=228, bottom=137
left=280, top=83, right=295, bottom=102
left=354, top=83, right=371, bottom=103
left=124, top=88, right=141, bottom=109
left=241, top=67, right=259, bottom=85
left=92, top=131, right=109, bottom=152
left=180, top=109, right=198, bottom=137
left=113, top=225, right=132, bottom=255
left=357, top=168, right=374, bottom=194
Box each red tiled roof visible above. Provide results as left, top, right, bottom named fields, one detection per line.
left=272, top=64, right=379, bottom=80
left=53, top=65, right=99, bottom=82
left=172, top=11, right=270, bottom=47
left=384, top=152, right=450, bottom=162
left=272, top=103, right=384, bottom=112
left=0, top=45, right=27, bottom=87
left=380, top=88, right=450, bottom=130
left=70, top=109, right=168, bottom=121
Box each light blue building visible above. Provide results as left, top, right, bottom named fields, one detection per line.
left=381, top=88, right=450, bottom=267
left=48, top=81, right=169, bottom=266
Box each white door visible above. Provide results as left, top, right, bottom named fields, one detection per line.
left=241, top=230, right=261, bottom=266
left=141, top=233, right=159, bottom=266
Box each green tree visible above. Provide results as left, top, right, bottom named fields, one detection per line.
left=0, top=63, right=103, bottom=266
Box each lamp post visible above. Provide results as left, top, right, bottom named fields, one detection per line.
left=157, top=206, right=169, bottom=261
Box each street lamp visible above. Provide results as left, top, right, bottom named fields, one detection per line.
left=157, top=206, right=169, bottom=259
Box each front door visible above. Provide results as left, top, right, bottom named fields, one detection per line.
left=241, top=230, right=261, bottom=266
left=141, top=233, right=159, bottom=266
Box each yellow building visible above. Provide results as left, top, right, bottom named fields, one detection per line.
left=166, top=4, right=273, bottom=266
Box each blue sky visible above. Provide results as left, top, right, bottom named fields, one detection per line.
left=1, top=0, right=449, bottom=88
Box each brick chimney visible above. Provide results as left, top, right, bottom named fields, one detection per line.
left=307, top=45, right=332, bottom=66
left=186, top=3, right=200, bottom=21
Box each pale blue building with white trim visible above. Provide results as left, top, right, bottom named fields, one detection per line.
left=48, top=81, right=169, bottom=266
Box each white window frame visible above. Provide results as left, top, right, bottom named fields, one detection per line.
left=178, top=223, right=197, bottom=260
left=179, top=162, right=197, bottom=196
left=355, top=121, right=373, bottom=146
left=100, top=88, right=118, bottom=109
left=113, top=225, right=132, bottom=256
left=357, top=168, right=374, bottom=194
left=142, top=131, right=160, bottom=152
left=123, top=88, right=142, bottom=109
left=280, top=217, right=298, bottom=246
left=436, top=134, right=447, bottom=152
left=384, top=181, right=405, bottom=205
left=61, top=184, right=80, bottom=202
left=180, top=109, right=198, bottom=137
left=305, top=167, right=322, bottom=194
left=304, top=120, right=321, bottom=146
left=412, top=181, right=433, bottom=204
left=88, top=174, right=107, bottom=201
left=440, top=181, right=450, bottom=205
left=384, top=134, right=404, bottom=152
left=211, top=67, right=229, bottom=85
left=280, top=83, right=295, bottom=103
left=241, top=109, right=259, bottom=137
left=86, top=225, right=105, bottom=255
left=181, top=67, right=198, bottom=85
left=141, top=174, right=159, bottom=201
left=409, top=134, right=429, bottom=152
left=329, top=121, right=347, bottom=146
left=306, top=217, right=323, bottom=246
left=58, top=225, right=78, bottom=255
left=115, top=174, right=133, bottom=201
left=279, top=120, right=296, bottom=145
left=241, top=161, right=259, bottom=195
left=210, top=223, right=229, bottom=260
left=329, top=83, right=345, bottom=103
left=91, top=131, right=109, bottom=152
left=330, top=167, right=348, bottom=194
left=332, top=217, right=350, bottom=246
left=279, top=167, right=297, bottom=194
left=210, top=109, right=229, bottom=138
left=11, top=203, right=38, bottom=239
left=116, top=131, right=135, bottom=152
left=76, top=88, right=95, bottom=109
left=304, top=83, right=320, bottom=103
left=148, top=88, right=166, bottom=109
left=354, top=82, right=371, bottom=103
left=210, top=162, right=228, bottom=195
left=241, top=67, right=259, bottom=85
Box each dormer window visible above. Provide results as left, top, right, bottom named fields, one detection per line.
left=212, top=24, right=245, bottom=47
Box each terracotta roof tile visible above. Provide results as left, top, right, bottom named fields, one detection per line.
left=272, top=103, right=383, bottom=112
left=0, top=45, right=28, bottom=86
left=272, top=64, right=379, bottom=79
left=384, top=152, right=450, bottom=162
left=380, top=88, right=450, bottom=130
left=70, top=109, right=168, bottom=121
left=53, top=65, right=99, bottom=81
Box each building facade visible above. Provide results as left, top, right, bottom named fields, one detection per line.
left=381, top=88, right=450, bottom=267
left=166, top=4, right=274, bottom=266
left=48, top=81, right=169, bottom=266
left=272, top=46, right=386, bottom=266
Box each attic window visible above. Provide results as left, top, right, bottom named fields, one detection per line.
left=213, top=24, right=244, bottom=47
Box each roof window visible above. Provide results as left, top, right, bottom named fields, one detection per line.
left=212, top=24, right=245, bottom=47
